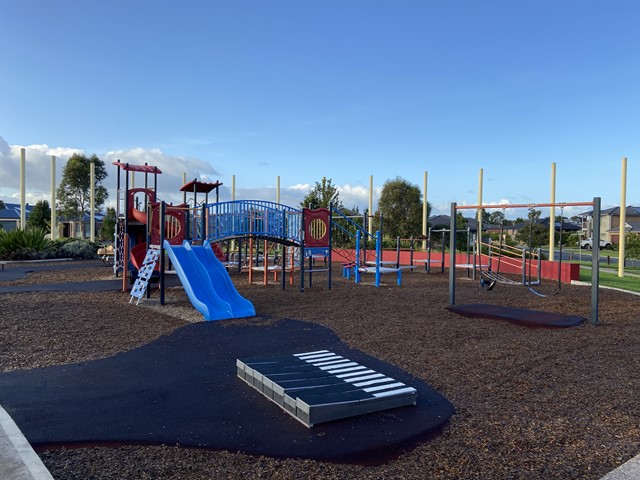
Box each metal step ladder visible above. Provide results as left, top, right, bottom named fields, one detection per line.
left=130, top=247, right=161, bottom=305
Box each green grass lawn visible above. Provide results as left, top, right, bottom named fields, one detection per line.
left=579, top=268, right=640, bottom=293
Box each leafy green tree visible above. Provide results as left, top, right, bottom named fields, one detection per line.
left=376, top=177, right=426, bottom=239
left=488, top=210, right=505, bottom=225
left=625, top=234, right=640, bottom=262
left=528, top=209, right=542, bottom=222
left=0, top=200, right=5, bottom=210
left=300, top=177, right=343, bottom=210
left=27, top=200, right=51, bottom=232
left=516, top=224, right=549, bottom=249
left=57, top=154, right=108, bottom=239
left=100, top=207, right=117, bottom=242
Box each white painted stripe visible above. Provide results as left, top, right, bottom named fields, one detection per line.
left=306, top=355, right=342, bottom=363
left=335, top=369, right=375, bottom=378
left=294, top=350, right=330, bottom=357
left=322, top=362, right=358, bottom=371
left=372, top=387, right=417, bottom=398
left=311, top=358, right=349, bottom=367
left=327, top=365, right=366, bottom=374
left=344, top=373, right=384, bottom=383
left=298, top=352, right=335, bottom=360
left=353, top=378, right=395, bottom=387
left=363, top=382, right=405, bottom=393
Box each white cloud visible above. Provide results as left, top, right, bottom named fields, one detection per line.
left=0, top=136, right=84, bottom=205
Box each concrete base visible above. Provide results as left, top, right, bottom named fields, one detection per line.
left=0, top=405, right=53, bottom=480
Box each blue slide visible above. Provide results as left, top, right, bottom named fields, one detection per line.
left=163, top=240, right=255, bottom=321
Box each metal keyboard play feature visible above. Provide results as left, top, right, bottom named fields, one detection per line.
left=237, top=350, right=417, bottom=427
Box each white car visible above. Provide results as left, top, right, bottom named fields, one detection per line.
left=580, top=238, right=612, bottom=250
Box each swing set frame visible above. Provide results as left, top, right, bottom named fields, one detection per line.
left=448, top=198, right=602, bottom=325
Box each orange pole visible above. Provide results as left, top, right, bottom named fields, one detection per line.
left=122, top=233, right=129, bottom=292
left=456, top=201, right=594, bottom=210
left=263, top=240, right=268, bottom=286
left=248, top=236, right=254, bottom=283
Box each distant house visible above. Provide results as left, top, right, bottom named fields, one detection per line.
left=0, top=202, right=104, bottom=238
left=0, top=202, right=33, bottom=231
left=578, top=206, right=640, bottom=245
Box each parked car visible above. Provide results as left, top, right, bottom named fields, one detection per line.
left=580, top=238, right=613, bottom=250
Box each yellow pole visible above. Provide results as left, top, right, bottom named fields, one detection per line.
left=232, top=175, right=236, bottom=201
left=549, top=162, right=556, bottom=261
left=422, top=171, right=428, bottom=250
left=368, top=175, right=373, bottom=235
left=182, top=172, right=187, bottom=204
left=51, top=155, right=57, bottom=239
left=20, top=148, right=26, bottom=229
left=618, top=157, right=627, bottom=277
left=477, top=168, right=483, bottom=255
left=90, top=160, right=95, bottom=242
left=130, top=170, right=135, bottom=189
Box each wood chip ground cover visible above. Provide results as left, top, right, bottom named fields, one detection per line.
left=1, top=261, right=639, bottom=479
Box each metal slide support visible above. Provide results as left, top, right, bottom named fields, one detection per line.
left=591, top=197, right=601, bottom=325
left=448, top=202, right=457, bottom=305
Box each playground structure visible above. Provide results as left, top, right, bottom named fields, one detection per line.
left=115, top=161, right=409, bottom=319
left=448, top=198, right=602, bottom=325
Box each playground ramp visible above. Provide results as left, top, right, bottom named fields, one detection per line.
left=163, top=240, right=255, bottom=321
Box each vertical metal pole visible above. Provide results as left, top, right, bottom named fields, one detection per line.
left=449, top=202, right=457, bottom=305
left=300, top=211, right=305, bottom=292
left=477, top=168, right=483, bottom=260
left=549, top=162, right=556, bottom=261
left=328, top=204, right=333, bottom=290
left=51, top=155, right=56, bottom=239
left=368, top=175, right=374, bottom=236
left=422, top=171, right=428, bottom=251
left=160, top=201, right=166, bottom=306
left=90, top=160, right=95, bottom=242
left=590, top=197, right=601, bottom=325
left=20, top=148, right=26, bottom=229
left=618, top=157, right=627, bottom=277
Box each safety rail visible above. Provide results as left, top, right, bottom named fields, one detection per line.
left=202, top=200, right=303, bottom=245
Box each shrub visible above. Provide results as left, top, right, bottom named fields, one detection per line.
left=56, top=240, right=98, bottom=259
left=0, top=227, right=55, bottom=260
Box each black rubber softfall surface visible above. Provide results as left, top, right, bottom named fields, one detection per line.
left=447, top=303, right=586, bottom=328
left=0, top=318, right=454, bottom=465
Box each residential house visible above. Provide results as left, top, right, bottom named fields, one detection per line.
left=0, top=202, right=33, bottom=231
left=578, top=206, right=640, bottom=245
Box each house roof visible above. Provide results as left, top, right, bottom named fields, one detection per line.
left=579, top=206, right=640, bottom=217
left=0, top=203, right=104, bottom=222
left=0, top=203, right=34, bottom=220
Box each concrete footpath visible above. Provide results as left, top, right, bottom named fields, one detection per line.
left=0, top=405, right=53, bottom=480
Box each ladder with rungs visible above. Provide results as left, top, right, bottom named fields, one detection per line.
left=130, top=247, right=161, bottom=305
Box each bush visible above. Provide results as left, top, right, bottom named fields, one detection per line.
left=55, top=240, right=99, bottom=259
left=0, top=227, right=55, bottom=260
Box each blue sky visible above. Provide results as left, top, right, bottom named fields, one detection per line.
left=1, top=1, right=638, bottom=218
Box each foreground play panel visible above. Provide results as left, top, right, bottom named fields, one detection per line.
left=237, top=350, right=417, bottom=427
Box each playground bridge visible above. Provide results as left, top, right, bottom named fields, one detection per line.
left=197, top=200, right=304, bottom=246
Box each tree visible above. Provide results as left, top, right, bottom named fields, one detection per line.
left=528, top=209, right=542, bottom=222
left=100, top=207, right=117, bottom=242
left=27, top=200, right=51, bottom=232
left=376, top=177, right=426, bottom=239
left=0, top=200, right=5, bottom=210
left=488, top=210, right=505, bottom=225
left=626, top=234, right=640, bottom=263
left=57, top=154, right=108, bottom=239
left=516, top=224, right=549, bottom=249
left=300, top=177, right=343, bottom=210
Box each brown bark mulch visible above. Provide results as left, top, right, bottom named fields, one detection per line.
left=1, top=261, right=639, bottom=479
